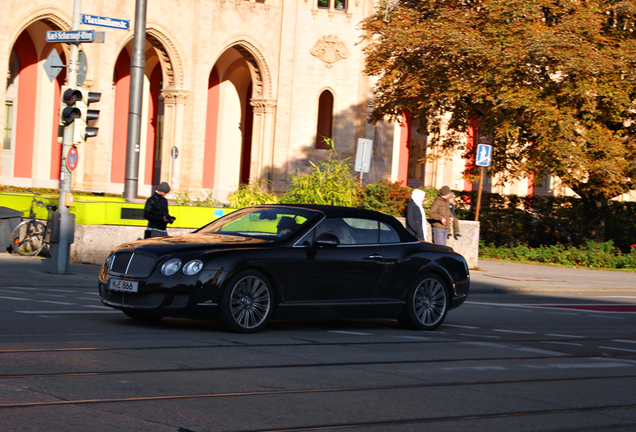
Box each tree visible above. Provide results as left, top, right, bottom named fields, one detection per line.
left=361, top=0, right=636, bottom=240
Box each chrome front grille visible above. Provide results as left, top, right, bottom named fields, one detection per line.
left=110, top=252, right=157, bottom=277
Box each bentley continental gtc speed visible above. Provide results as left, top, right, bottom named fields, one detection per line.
left=98, top=205, right=470, bottom=333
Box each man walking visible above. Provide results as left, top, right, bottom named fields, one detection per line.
left=428, top=186, right=453, bottom=245
left=143, top=182, right=175, bottom=238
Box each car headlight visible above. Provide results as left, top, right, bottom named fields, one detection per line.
left=182, top=260, right=203, bottom=276
left=161, top=258, right=182, bottom=276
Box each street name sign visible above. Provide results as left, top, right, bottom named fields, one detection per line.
left=81, top=14, right=130, bottom=31
left=46, top=30, right=105, bottom=43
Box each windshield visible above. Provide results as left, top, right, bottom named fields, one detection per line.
left=197, top=207, right=318, bottom=240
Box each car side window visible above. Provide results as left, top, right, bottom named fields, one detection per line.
left=342, top=218, right=381, bottom=245
left=379, top=222, right=400, bottom=243
left=315, top=218, right=357, bottom=245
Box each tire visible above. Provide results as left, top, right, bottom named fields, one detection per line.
left=398, top=274, right=449, bottom=331
left=217, top=270, right=274, bottom=333
left=10, top=220, right=46, bottom=256
left=122, top=309, right=163, bottom=321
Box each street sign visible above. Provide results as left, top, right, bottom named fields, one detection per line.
left=476, top=144, right=493, bottom=167
left=43, top=49, right=65, bottom=82
left=66, top=146, right=79, bottom=171
left=354, top=138, right=373, bottom=173
left=46, top=30, right=105, bottom=43
left=171, top=146, right=179, bottom=159
left=81, top=14, right=130, bottom=30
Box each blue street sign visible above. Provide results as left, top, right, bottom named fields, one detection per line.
left=46, top=30, right=97, bottom=43
left=81, top=14, right=130, bottom=31
left=476, top=144, right=493, bottom=167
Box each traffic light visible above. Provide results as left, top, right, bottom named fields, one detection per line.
left=59, top=86, right=82, bottom=126
left=73, top=89, right=101, bottom=144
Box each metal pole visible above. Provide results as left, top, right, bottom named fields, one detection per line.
left=474, top=166, right=485, bottom=222
left=52, top=0, right=81, bottom=274
left=123, top=0, right=147, bottom=200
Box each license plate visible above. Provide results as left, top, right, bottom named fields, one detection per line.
left=109, top=279, right=138, bottom=293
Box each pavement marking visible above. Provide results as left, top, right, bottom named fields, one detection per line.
left=0, top=296, right=30, bottom=301
left=461, top=342, right=508, bottom=348
left=16, top=310, right=121, bottom=314
left=77, top=297, right=102, bottom=301
left=502, top=308, right=534, bottom=313
left=589, top=315, right=625, bottom=320
left=444, top=324, right=480, bottom=329
left=517, top=347, right=566, bottom=356
left=492, top=329, right=536, bottom=335
left=35, top=293, right=66, bottom=298
left=545, top=334, right=585, bottom=338
left=543, top=341, right=583, bottom=347
left=599, top=346, right=636, bottom=354
left=393, top=336, right=431, bottom=341
left=612, top=339, right=636, bottom=344
left=544, top=311, right=578, bottom=316
left=0, top=289, right=27, bottom=294
left=459, top=334, right=502, bottom=339
left=329, top=331, right=373, bottom=336
left=523, top=362, right=632, bottom=369
left=36, top=300, right=77, bottom=306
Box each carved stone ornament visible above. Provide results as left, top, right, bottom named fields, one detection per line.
left=310, top=35, right=350, bottom=68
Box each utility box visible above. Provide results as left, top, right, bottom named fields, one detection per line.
left=0, top=207, right=23, bottom=253
left=48, top=212, right=75, bottom=244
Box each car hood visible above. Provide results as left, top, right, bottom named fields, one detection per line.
left=111, top=232, right=274, bottom=256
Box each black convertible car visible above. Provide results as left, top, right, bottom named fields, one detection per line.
left=99, top=204, right=470, bottom=333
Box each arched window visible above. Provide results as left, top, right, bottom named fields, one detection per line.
left=315, top=90, right=334, bottom=149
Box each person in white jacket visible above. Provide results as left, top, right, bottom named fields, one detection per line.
left=406, top=189, right=427, bottom=241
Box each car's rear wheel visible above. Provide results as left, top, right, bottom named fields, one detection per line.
left=217, top=270, right=273, bottom=333
left=398, top=274, right=449, bottom=330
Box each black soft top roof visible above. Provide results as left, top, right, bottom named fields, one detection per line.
left=253, top=204, right=417, bottom=242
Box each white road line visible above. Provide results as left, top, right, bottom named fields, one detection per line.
left=36, top=300, right=76, bottom=305
left=77, top=297, right=102, bottom=301
left=16, top=310, right=121, bottom=314
left=612, top=339, right=636, bottom=344
left=329, top=331, right=372, bottom=335
left=545, top=334, right=585, bottom=338
left=0, top=296, right=30, bottom=301
left=0, top=290, right=26, bottom=294
left=589, top=315, right=624, bottom=320
left=444, top=324, right=480, bottom=329
left=461, top=342, right=508, bottom=348
left=492, top=329, right=535, bottom=334
left=502, top=308, right=534, bottom=313
left=517, top=347, right=566, bottom=356
left=81, top=305, right=113, bottom=309
left=545, top=311, right=578, bottom=316
left=543, top=341, right=583, bottom=347
left=458, top=333, right=501, bottom=339
left=600, top=346, right=636, bottom=354
left=35, top=293, right=66, bottom=298
left=393, top=336, right=431, bottom=341
left=524, top=362, right=632, bottom=369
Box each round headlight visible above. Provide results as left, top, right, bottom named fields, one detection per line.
left=182, top=260, right=203, bottom=276
left=161, top=258, right=182, bottom=276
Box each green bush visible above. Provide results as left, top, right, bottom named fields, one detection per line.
left=357, top=180, right=439, bottom=217
left=280, top=143, right=360, bottom=207
left=173, top=190, right=225, bottom=207
left=480, top=240, right=636, bottom=269
left=227, top=182, right=278, bottom=208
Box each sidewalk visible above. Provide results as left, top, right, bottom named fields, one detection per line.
left=472, top=259, right=636, bottom=293
left=0, top=253, right=634, bottom=292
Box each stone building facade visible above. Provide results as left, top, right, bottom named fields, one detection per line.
left=6, top=1, right=629, bottom=202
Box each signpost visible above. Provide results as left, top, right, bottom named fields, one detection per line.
left=474, top=144, right=493, bottom=222
left=354, top=138, right=373, bottom=182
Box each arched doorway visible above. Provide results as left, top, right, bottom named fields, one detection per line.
left=203, top=48, right=254, bottom=197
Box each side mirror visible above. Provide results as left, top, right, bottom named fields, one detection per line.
left=314, top=233, right=340, bottom=248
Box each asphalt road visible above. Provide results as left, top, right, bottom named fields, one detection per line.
left=0, top=254, right=635, bottom=432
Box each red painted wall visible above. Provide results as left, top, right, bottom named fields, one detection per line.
left=111, top=51, right=131, bottom=184
left=144, top=66, right=161, bottom=185
left=13, top=32, right=38, bottom=179
left=202, top=67, right=220, bottom=189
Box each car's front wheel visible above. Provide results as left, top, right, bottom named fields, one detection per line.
left=399, top=274, right=449, bottom=330
left=217, top=270, right=273, bottom=333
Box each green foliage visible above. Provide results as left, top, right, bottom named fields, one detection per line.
left=361, top=1, right=636, bottom=204
left=480, top=241, right=636, bottom=270
left=227, top=182, right=279, bottom=208
left=173, top=190, right=225, bottom=207
left=357, top=180, right=439, bottom=217
left=280, top=146, right=360, bottom=207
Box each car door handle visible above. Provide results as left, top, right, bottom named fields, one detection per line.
left=365, top=254, right=384, bottom=260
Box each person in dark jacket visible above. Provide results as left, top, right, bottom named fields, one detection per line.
left=406, top=189, right=427, bottom=241
left=143, top=182, right=175, bottom=238
left=428, top=186, right=453, bottom=245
